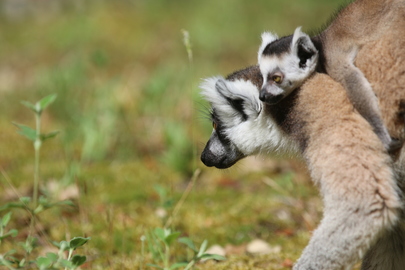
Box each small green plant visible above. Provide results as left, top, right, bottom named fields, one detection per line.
left=178, top=238, right=225, bottom=270
left=0, top=213, right=18, bottom=243
left=35, top=237, right=90, bottom=270
left=16, top=94, right=60, bottom=209
left=146, top=228, right=225, bottom=270
left=0, top=94, right=90, bottom=269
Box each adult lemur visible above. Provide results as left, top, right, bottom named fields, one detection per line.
left=200, top=2, right=405, bottom=270
left=258, top=0, right=404, bottom=152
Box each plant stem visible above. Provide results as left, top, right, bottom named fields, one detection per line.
left=183, top=259, right=195, bottom=270
left=164, top=244, right=170, bottom=270
left=33, top=111, right=42, bottom=208
left=27, top=110, right=42, bottom=261
left=181, top=29, right=197, bottom=171
left=65, top=248, right=74, bottom=270
left=140, top=236, right=145, bottom=270
left=165, top=169, right=200, bottom=228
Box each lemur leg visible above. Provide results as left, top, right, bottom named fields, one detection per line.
left=294, top=199, right=397, bottom=270
left=294, top=151, right=400, bottom=270
left=328, top=57, right=397, bottom=152
left=343, top=65, right=396, bottom=151
left=361, top=222, right=405, bottom=270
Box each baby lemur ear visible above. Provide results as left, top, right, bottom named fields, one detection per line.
left=215, top=78, right=262, bottom=119
left=258, top=32, right=279, bottom=62
left=291, top=27, right=318, bottom=69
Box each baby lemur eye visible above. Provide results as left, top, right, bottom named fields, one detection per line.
left=212, top=122, right=217, bottom=130
left=272, top=74, right=283, bottom=84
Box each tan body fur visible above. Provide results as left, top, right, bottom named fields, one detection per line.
left=279, top=9, right=405, bottom=267
left=292, top=73, right=402, bottom=269
left=356, top=25, right=405, bottom=140
left=280, top=7, right=405, bottom=268
left=318, top=0, right=405, bottom=150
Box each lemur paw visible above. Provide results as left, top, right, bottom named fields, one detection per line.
left=387, top=138, right=402, bottom=154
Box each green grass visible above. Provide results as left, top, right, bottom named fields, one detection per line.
left=0, top=0, right=350, bottom=269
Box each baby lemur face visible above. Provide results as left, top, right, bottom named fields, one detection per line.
left=258, top=27, right=318, bottom=104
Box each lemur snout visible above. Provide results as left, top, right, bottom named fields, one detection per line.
left=259, top=88, right=283, bottom=104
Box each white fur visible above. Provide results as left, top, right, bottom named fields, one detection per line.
left=258, top=32, right=279, bottom=63
left=259, top=51, right=316, bottom=96
left=291, top=26, right=304, bottom=48
left=200, top=77, right=299, bottom=156
left=200, top=76, right=260, bottom=128
left=258, top=28, right=319, bottom=96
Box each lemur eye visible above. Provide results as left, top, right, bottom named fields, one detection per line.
left=271, top=72, right=283, bottom=83
left=212, top=122, right=217, bottom=130
left=272, top=74, right=283, bottom=84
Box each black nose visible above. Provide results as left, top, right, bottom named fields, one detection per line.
left=259, top=89, right=284, bottom=105
left=259, top=89, right=267, bottom=102
left=200, top=149, right=217, bottom=167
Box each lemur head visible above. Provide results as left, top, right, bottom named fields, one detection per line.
left=200, top=66, right=297, bottom=169
left=258, top=27, right=318, bottom=104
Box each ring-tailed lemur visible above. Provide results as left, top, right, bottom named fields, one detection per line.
left=200, top=7, right=405, bottom=268
left=257, top=0, right=405, bottom=153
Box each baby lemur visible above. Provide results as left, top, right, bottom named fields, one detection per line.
left=258, top=0, right=403, bottom=152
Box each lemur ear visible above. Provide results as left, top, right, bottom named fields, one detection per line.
left=291, top=27, right=318, bottom=69
left=258, top=32, right=279, bottom=62
left=215, top=79, right=262, bottom=118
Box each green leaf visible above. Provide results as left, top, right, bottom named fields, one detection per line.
left=4, top=249, right=16, bottom=257
left=154, top=185, right=167, bottom=200
left=165, top=232, right=181, bottom=246
left=146, top=263, right=164, bottom=269
left=34, top=204, right=45, bottom=214
left=153, top=228, right=180, bottom=246
left=59, top=200, right=75, bottom=207
left=21, top=101, right=38, bottom=113
left=13, top=123, right=37, bottom=141
left=46, top=252, right=58, bottom=262
left=0, top=229, right=18, bottom=240
left=20, top=237, right=35, bottom=254
left=36, top=256, right=52, bottom=269
left=198, top=254, right=226, bottom=261
left=39, top=196, right=49, bottom=205
left=20, top=197, right=31, bottom=204
left=1, top=212, right=12, bottom=227
left=0, top=201, right=28, bottom=212
left=69, top=237, right=90, bottom=249
left=34, top=199, right=75, bottom=213
left=53, top=240, right=69, bottom=251
left=59, top=258, right=73, bottom=268
left=197, top=240, right=208, bottom=257
left=169, top=262, right=189, bottom=269
left=178, top=237, right=197, bottom=252
left=154, top=227, right=166, bottom=242
left=41, top=130, right=60, bottom=141
left=47, top=200, right=75, bottom=208
left=9, top=229, right=18, bottom=237
left=38, top=94, right=57, bottom=112
left=71, top=255, right=86, bottom=267
left=18, top=258, right=26, bottom=267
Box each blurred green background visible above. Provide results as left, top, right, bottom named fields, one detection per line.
left=0, top=0, right=345, bottom=269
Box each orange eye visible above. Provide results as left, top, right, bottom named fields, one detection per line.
left=212, top=122, right=217, bottom=130
left=272, top=75, right=282, bottom=83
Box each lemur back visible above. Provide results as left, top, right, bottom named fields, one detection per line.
left=258, top=0, right=405, bottom=152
